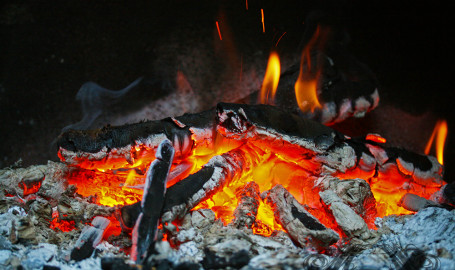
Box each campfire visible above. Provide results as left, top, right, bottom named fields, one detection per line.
left=1, top=4, right=454, bottom=270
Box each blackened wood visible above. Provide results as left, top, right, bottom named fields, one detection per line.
left=131, top=139, right=174, bottom=264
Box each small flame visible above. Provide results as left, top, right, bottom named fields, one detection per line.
left=216, top=21, right=222, bottom=40
left=259, top=52, right=281, bottom=104
left=294, top=26, right=326, bottom=113
left=425, top=120, right=448, bottom=165
left=294, top=72, right=321, bottom=113
left=246, top=0, right=248, bottom=10
left=261, top=9, right=265, bottom=33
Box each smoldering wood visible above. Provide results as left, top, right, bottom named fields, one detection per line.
left=70, top=216, right=110, bottom=261
left=58, top=103, right=444, bottom=189
left=231, top=182, right=261, bottom=229
left=261, top=185, right=339, bottom=250
left=318, top=178, right=379, bottom=251
left=316, top=176, right=377, bottom=223
left=161, top=147, right=257, bottom=224
left=131, top=140, right=174, bottom=264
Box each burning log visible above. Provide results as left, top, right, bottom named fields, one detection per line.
left=131, top=139, right=174, bottom=263
left=261, top=185, right=339, bottom=250
left=231, top=182, right=261, bottom=229
left=161, top=146, right=258, bottom=224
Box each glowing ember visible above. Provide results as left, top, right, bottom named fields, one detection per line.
left=259, top=52, right=281, bottom=105
left=425, top=119, right=448, bottom=165
left=50, top=211, right=76, bottom=232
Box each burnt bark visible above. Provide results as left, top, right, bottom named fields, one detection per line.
left=131, top=139, right=174, bottom=264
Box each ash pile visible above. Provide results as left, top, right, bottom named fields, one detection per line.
left=1, top=103, right=454, bottom=269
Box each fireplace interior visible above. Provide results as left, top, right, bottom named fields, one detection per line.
left=1, top=1, right=454, bottom=269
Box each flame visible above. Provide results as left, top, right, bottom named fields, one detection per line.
left=425, top=120, right=448, bottom=165
left=294, top=25, right=329, bottom=113
left=294, top=72, right=321, bottom=112
left=259, top=52, right=280, bottom=104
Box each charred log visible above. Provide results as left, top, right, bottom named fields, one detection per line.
left=131, top=140, right=174, bottom=263
left=261, top=185, right=339, bottom=250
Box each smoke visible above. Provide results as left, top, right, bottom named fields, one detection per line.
left=61, top=77, right=143, bottom=132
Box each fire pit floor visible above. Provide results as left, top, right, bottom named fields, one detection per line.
left=0, top=159, right=454, bottom=269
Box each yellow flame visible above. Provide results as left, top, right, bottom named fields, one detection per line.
left=425, top=120, right=448, bottom=165
left=294, top=26, right=324, bottom=113
left=259, top=52, right=280, bottom=105
left=294, top=72, right=321, bottom=113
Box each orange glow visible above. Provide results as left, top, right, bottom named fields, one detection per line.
left=294, top=25, right=329, bottom=113
left=50, top=211, right=76, bottom=232
left=216, top=21, right=222, bottom=40
left=259, top=52, right=281, bottom=105
left=19, top=181, right=42, bottom=196
left=65, top=119, right=445, bottom=240
left=294, top=72, right=321, bottom=112
left=425, top=120, right=448, bottom=165
left=261, top=9, right=265, bottom=33
left=366, top=134, right=387, bottom=144
left=246, top=0, right=248, bottom=10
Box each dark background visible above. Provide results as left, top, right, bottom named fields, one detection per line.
left=1, top=1, right=454, bottom=181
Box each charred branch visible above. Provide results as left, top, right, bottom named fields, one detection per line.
left=131, top=140, right=174, bottom=263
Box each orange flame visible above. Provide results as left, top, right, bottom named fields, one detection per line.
left=425, top=120, right=448, bottom=165
left=294, top=72, right=321, bottom=113
left=259, top=52, right=280, bottom=104
left=294, top=26, right=326, bottom=113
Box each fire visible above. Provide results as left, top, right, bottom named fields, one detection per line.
left=259, top=52, right=280, bottom=105
left=50, top=211, right=76, bottom=232
left=294, top=72, right=321, bottom=113
left=294, top=25, right=328, bottom=113
left=425, top=119, right=448, bottom=165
